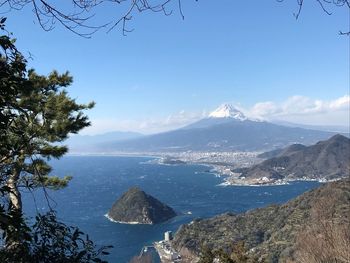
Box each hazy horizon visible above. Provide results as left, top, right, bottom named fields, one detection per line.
left=6, top=2, right=349, bottom=135
left=78, top=100, right=349, bottom=135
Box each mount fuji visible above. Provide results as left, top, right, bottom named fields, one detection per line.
left=183, top=104, right=254, bottom=130
left=209, top=103, right=247, bottom=119
left=93, top=104, right=342, bottom=153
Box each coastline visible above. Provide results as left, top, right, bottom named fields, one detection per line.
left=68, top=152, right=341, bottom=187
left=104, top=214, right=151, bottom=225
left=219, top=176, right=344, bottom=187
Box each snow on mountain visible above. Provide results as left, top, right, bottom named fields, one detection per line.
left=208, top=104, right=247, bottom=120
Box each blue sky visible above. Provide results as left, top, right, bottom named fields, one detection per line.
left=4, top=1, right=349, bottom=134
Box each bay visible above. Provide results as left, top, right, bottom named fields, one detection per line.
left=22, top=156, right=320, bottom=262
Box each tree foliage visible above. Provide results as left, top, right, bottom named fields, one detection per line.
left=199, top=241, right=249, bottom=263
left=0, top=19, right=111, bottom=262
left=293, top=187, right=350, bottom=263
left=198, top=246, right=215, bottom=263
left=0, top=17, right=94, bottom=216
left=0, top=211, right=112, bottom=263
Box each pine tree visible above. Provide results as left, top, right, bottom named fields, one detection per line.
left=0, top=19, right=111, bottom=261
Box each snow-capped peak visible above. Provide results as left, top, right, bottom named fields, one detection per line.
left=209, top=104, right=247, bottom=120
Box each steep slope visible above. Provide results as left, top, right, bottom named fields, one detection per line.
left=239, top=134, right=350, bottom=182
left=107, top=187, right=176, bottom=224
left=257, top=144, right=307, bottom=159
left=172, top=179, right=350, bottom=262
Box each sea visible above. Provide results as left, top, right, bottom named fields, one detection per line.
left=22, top=156, right=321, bottom=263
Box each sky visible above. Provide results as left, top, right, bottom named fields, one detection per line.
left=4, top=0, right=350, bottom=134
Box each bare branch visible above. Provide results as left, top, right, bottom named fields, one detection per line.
left=0, top=0, right=348, bottom=35
left=277, top=0, right=349, bottom=35
left=0, top=0, right=187, bottom=36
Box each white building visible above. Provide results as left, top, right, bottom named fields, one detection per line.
left=164, top=231, right=173, bottom=241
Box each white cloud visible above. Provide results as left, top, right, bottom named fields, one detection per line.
left=250, top=101, right=280, bottom=117
left=246, top=95, right=350, bottom=126
left=329, top=95, right=350, bottom=110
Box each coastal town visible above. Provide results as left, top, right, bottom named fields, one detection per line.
left=144, top=150, right=262, bottom=176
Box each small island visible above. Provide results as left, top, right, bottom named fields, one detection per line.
left=106, top=187, right=177, bottom=224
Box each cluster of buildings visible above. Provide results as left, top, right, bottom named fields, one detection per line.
left=157, top=151, right=260, bottom=167
left=154, top=231, right=182, bottom=262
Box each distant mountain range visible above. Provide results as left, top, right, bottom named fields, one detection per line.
left=95, top=104, right=345, bottom=153
left=65, top=131, right=143, bottom=153
left=272, top=120, right=349, bottom=134
left=237, top=134, right=350, bottom=183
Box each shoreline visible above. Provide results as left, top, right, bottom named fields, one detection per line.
left=104, top=214, right=151, bottom=225
left=219, top=177, right=344, bottom=187
left=67, top=152, right=342, bottom=187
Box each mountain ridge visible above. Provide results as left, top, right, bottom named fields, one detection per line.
left=100, top=120, right=340, bottom=152
left=66, top=105, right=348, bottom=153
left=237, top=134, right=350, bottom=183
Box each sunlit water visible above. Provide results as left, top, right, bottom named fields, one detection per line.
left=22, top=156, right=320, bottom=262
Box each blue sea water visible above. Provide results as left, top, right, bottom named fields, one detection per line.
left=22, top=156, right=320, bottom=263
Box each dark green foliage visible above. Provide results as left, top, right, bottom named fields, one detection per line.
left=34, top=175, right=73, bottom=190
left=0, top=209, right=31, bottom=251
left=198, top=246, right=215, bottom=263
left=198, top=242, right=249, bottom=263
left=0, top=211, right=112, bottom=263
left=0, top=19, right=111, bottom=262
left=0, top=19, right=94, bottom=197
left=0, top=16, right=93, bottom=209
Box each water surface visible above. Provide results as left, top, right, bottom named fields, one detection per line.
left=22, top=156, right=320, bottom=262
